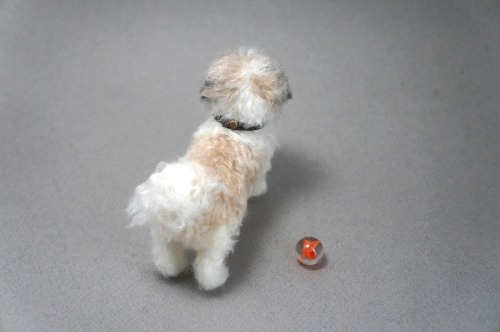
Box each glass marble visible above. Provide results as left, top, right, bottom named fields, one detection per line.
left=296, top=236, right=324, bottom=266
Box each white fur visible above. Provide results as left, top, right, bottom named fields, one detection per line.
left=127, top=48, right=289, bottom=290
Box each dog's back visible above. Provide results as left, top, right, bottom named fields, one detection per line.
left=127, top=129, right=269, bottom=245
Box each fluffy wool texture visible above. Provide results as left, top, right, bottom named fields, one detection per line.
left=127, top=48, right=291, bottom=290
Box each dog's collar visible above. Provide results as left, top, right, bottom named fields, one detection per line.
left=214, top=116, right=264, bottom=131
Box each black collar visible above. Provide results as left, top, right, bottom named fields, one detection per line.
left=214, top=116, right=264, bottom=131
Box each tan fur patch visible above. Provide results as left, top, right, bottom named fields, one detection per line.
left=199, top=48, right=291, bottom=126
left=201, top=54, right=248, bottom=102
left=251, top=75, right=279, bottom=104
left=200, top=51, right=285, bottom=105
left=185, top=133, right=266, bottom=229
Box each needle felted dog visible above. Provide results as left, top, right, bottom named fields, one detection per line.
left=127, top=48, right=291, bottom=290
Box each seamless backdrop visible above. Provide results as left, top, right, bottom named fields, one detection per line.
left=1, top=0, right=499, bottom=331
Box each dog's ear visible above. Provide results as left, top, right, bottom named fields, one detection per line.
left=277, top=72, right=292, bottom=104
left=200, top=80, right=215, bottom=102
left=251, top=70, right=291, bottom=106
left=282, top=75, right=292, bottom=102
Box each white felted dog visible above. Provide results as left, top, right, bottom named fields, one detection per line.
left=127, top=48, right=291, bottom=290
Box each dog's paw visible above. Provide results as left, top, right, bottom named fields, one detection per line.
left=193, top=260, right=229, bottom=290
left=153, top=252, right=188, bottom=278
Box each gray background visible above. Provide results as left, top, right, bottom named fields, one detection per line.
left=1, top=0, right=499, bottom=331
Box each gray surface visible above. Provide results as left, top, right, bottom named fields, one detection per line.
left=1, top=0, right=499, bottom=331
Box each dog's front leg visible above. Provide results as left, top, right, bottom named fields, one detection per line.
left=251, top=175, right=268, bottom=197
left=251, top=157, right=272, bottom=197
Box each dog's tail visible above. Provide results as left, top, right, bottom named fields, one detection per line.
left=126, top=160, right=222, bottom=233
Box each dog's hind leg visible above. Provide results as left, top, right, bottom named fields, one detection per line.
left=150, top=225, right=188, bottom=278
left=193, top=226, right=235, bottom=290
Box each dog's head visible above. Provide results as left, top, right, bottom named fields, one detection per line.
left=200, top=48, right=291, bottom=126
